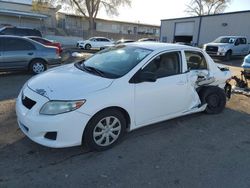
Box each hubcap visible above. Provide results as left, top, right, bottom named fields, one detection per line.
left=207, top=94, right=219, bottom=108
left=32, top=62, right=45, bottom=73
left=93, top=116, right=121, bottom=147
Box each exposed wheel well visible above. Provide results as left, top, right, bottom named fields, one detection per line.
left=91, top=107, right=131, bottom=130
left=226, top=49, right=232, bottom=54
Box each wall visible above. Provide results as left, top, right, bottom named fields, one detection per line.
left=160, top=11, right=250, bottom=46
left=0, top=1, right=32, bottom=12
left=199, top=12, right=250, bottom=45
left=0, top=1, right=56, bottom=29
left=45, top=35, right=82, bottom=46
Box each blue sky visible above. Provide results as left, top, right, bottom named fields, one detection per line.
left=99, top=0, right=250, bottom=25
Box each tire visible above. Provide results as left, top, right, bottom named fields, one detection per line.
left=199, top=86, right=226, bottom=114
left=29, top=60, right=47, bottom=74
left=224, top=51, right=232, bottom=61
left=83, top=109, right=126, bottom=151
left=85, top=44, right=91, bottom=50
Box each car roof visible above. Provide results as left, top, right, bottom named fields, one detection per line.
left=217, top=36, right=247, bottom=38
left=90, top=36, right=109, bottom=39
left=125, top=42, right=197, bottom=51
left=0, top=35, right=27, bottom=39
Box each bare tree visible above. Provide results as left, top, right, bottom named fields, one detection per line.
left=185, top=0, right=232, bottom=16
left=48, top=0, right=131, bottom=34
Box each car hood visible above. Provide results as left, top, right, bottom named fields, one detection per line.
left=206, top=43, right=229, bottom=47
left=27, top=64, right=114, bottom=100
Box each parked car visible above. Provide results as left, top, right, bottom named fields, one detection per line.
left=100, top=39, right=135, bottom=50
left=203, top=36, right=250, bottom=60
left=138, top=38, right=158, bottom=42
left=16, top=42, right=231, bottom=151
left=77, top=37, right=113, bottom=50
left=242, top=54, right=250, bottom=78
left=0, top=36, right=61, bottom=74
left=0, top=26, right=42, bottom=37
left=27, top=36, right=63, bottom=53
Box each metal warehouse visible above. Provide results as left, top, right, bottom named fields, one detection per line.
left=160, top=10, right=250, bottom=46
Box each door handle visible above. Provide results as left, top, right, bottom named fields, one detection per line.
left=28, top=52, right=34, bottom=55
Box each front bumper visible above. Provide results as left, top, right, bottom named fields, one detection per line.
left=206, top=51, right=226, bottom=57
left=16, top=86, right=91, bottom=148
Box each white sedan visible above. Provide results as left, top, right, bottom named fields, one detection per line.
left=16, top=42, right=231, bottom=151
left=77, top=37, right=113, bottom=50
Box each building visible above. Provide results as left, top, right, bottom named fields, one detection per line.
left=0, top=0, right=160, bottom=40
left=56, top=13, right=160, bottom=40
left=0, top=0, right=57, bottom=33
left=160, top=10, right=250, bottom=46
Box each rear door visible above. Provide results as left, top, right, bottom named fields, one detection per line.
left=239, top=38, right=249, bottom=55
left=102, top=38, right=111, bottom=46
left=233, top=38, right=248, bottom=55
left=2, top=37, right=36, bottom=69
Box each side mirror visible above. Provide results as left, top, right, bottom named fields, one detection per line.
left=138, top=71, right=157, bottom=83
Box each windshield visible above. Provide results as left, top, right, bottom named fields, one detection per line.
left=75, top=45, right=152, bottom=78
left=213, top=37, right=235, bottom=44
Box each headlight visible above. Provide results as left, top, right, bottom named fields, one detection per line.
left=40, top=100, right=86, bottom=115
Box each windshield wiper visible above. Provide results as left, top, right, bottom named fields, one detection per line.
left=83, top=64, right=105, bottom=77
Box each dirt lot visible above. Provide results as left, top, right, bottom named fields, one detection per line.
left=1, top=57, right=250, bottom=188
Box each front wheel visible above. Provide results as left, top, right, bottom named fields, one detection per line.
left=224, top=51, right=232, bottom=61
left=83, top=109, right=126, bottom=151
left=85, top=44, right=91, bottom=50
left=199, top=86, right=226, bottom=114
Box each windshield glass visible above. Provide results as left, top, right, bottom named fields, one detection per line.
left=76, top=45, right=152, bottom=78
left=213, top=37, right=235, bottom=44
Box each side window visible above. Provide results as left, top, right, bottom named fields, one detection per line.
left=185, top=51, right=207, bottom=70
left=3, top=38, right=35, bottom=51
left=240, top=38, right=247, bottom=44
left=102, top=38, right=109, bottom=42
left=142, top=51, right=181, bottom=78
left=235, top=38, right=240, bottom=45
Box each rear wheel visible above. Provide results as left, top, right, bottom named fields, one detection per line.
left=83, top=109, right=126, bottom=151
left=29, top=60, right=47, bottom=74
left=199, top=86, right=226, bottom=114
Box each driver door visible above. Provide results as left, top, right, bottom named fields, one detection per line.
left=134, top=51, right=193, bottom=126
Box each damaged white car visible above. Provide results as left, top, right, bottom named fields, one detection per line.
left=16, top=43, right=231, bottom=151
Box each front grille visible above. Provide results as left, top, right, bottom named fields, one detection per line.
left=22, top=95, right=36, bottom=109
left=206, top=46, right=218, bottom=52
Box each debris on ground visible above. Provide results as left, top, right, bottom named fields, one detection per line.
left=232, top=86, right=250, bottom=96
